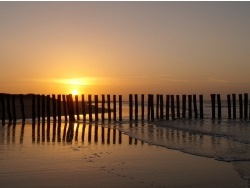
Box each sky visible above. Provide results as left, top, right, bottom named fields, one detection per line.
left=1, top=1, right=250, bottom=97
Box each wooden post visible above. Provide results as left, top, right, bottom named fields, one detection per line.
left=135, top=94, right=138, bottom=120
left=151, top=94, right=154, bottom=120
left=188, top=95, right=192, bottom=119
left=156, top=94, right=159, bottom=119
left=217, top=94, right=221, bottom=119
left=119, top=95, right=122, bottom=121
left=193, top=94, right=198, bottom=119
left=166, top=95, right=170, bottom=120
left=75, top=95, right=80, bottom=121
left=141, top=94, right=144, bottom=120
left=107, top=94, right=111, bottom=121
left=182, top=95, right=186, bottom=118
left=176, top=95, right=180, bottom=118
left=211, top=94, right=216, bottom=119
left=171, top=95, right=175, bottom=120
left=57, top=95, right=61, bottom=122
left=101, top=95, right=105, bottom=121
left=32, top=94, right=36, bottom=122
left=244, top=93, right=248, bottom=120
left=6, top=94, right=13, bottom=122
left=0, top=94, right=5, bottom=123
left=20, top=94, right=25, bottom=122
left=147, top=94, right=150, bottom=120
left=129, top=94, right=133, bottom=120
left=113, top=95, right=116, bottom=121
left=199, top=95, right=203, bottom=119
left=82, top=94, right=86, bottom=121
left=52, top=94, right=56, bottom=121
left=227, top=94, right=231, bottom=119
left=239, top=94, right=243, bottom=119
left=62, top=95, right=68, bottom=122
left=11, top=95, right=16, bottom=122
left=41, top=95, right=45, bottom=122
left=44, top=95, right=51, bottom=122
left=37, top=94, right=41, bottom=122
left=88, top=95, right=92, bottom=122
left=95, top=95, right=99, bottom=121
left=160, top=95, right=163, bottom=119
left=232, top=94, right=236, bottom=119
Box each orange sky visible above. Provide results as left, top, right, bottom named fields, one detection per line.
left=1, top=2, right=250, bottom=97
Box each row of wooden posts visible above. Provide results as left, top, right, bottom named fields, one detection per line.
left=0, top=93, right=250, bottom=123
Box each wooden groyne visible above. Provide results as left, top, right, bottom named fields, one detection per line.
left=0, top=93, right=250, bottom=124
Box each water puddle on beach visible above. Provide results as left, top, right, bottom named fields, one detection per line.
left=0, top=120, right=248, bottom=188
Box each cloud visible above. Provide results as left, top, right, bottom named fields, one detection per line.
left=206, top=78, right=231, bottom=83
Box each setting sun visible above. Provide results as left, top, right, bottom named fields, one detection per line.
left=72, top=89, right=79, bottom=96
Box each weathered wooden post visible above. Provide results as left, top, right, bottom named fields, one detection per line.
left=244, top=93, right=248, bottom=120
left=41, top=95, right=46, bottom=122
left=44, top=95, right=51, bottom=122
left=101, top=95, right=105, bottom=121
left=135, top=94, right=138, bottom=120
left=107, top=94, right=111, bottom=121
left=75, top=95, right=80, bottom=121
left=156, top=94, right=160, bottom=119
left=217, top=94, right=221, bottom=119
left=32, top=94, right=36, bottom=122
left=188, top=95, right=192, bottom=119
left=88, top=95, right=92, bottom=122
left=232, top=94, right=236, bottom=119
left=57, top=95, right=61, bottom=122
left=11, top=95, right=16, bottom=122
left=182, top=95, right=186, bottom=118
left=129, top=94, right=133, bottom=120
left=160, top=95, right=164, bottom=119
left=199, top=95, right=203, bottom=119
left=6, top=94, right=12, bottom=122
left=113, top=95, right=116, bottom=121
left=171, top=95, right=175, bottom=120
left=147, top=94, right=151, bottom=120
left=176, top=95, right=180, bottom=118
left=193, top=95, right=198, bottom=119
left=227, top=94, right=231, bottom=119
left=37, top=94, right=41, bottom=122
left=211, top=94, right=216, bottom=119
left=62, top=95, right=67, bottom=122
left=141, top=94, right=144, bottom=120
left=0, top=94, right=6, bottom=123
left=20, top=94, right=25, bottom=122
left=82, top=94, right=86, bottom=121
left=52, top=94, right=56, bottom=121
left=166, top=95, right=170, bottom=120
left=95, top=95, right=99, bottom=121
left=150, top=94, right=154, bottom=120
left=239, top=94, right=243, bottom=119
left=119, top=95, right=122, bottom=121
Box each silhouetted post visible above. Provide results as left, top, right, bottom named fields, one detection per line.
left=239, top=94, right=243, bottom=119
left=94, top=95, right=98, bottom=121
left=188, top=95, right=192, bottom=119
left=41, top=95, right=45, bottom=122
left=101, top=95, right=105, bottom=121
left=182, top=95, right=186, bottom=118
left=227, top=94, right=231, bottom=119
left=81, top=95, right=86, bottom=121
left=199, top=95, right=203, bottom=119
left=166, top=95, right=170, bottom=120
left=147, top=94, right=151, bottom=120
left=6, top=94, right=13, bottom=122
left=141, top=94, right=144, bottom=120
left=244, top=93, right=248, bottom=120
left=217, top=94, right=221, bottom=119
left=211, top=94, right=216, bottom=119
left=119, top=95, right=122, bottom=121
left=88, top=95, right=92, bottom=122
left=113, top=95, right=116, bottom=121
left=74, top=95, right=79, bottom=121
left=156, top=94, right=159, bottom=119
left=232, top=94, right=236, bottom=119
left=193, top=95, right=198, bottom=119
left=160, top=95, right=164, bottom=119
left=176, top=95, right=180, bottom=118
left=37, top=95, right=41, bottom=122
left=20, top=94, right=25, bottom=122
left=11, top=95, right=16, bottom=122
left=32, top=94, right=36, bottom=122
left=129, top=94, right=133, bottom=120
left=57, top=95, right=61, bottom=122
left=107, top=94, right=111, bottom=121
left=44, top=95, right=51, bottom=122
left=151, top=94, right=154, bottom=120
left=52, top=94, right=56, bottom=121
left=171, top=95, right=175, bottom=120
left=62, top=95, right=67, bottom=122
left=135, top=94, right=138, bottom=120
left=0, top=94, right=5, bottom=123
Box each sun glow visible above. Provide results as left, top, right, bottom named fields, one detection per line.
left=72, top=89, right=79, bottom=96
